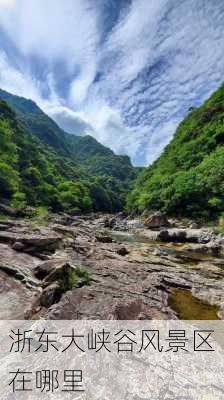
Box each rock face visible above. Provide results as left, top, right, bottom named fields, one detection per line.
left=138, top=228, right=216, bottom=245
left=0, top=220, right=62, bottom=257
left=26, top=261, right=80, bottom=316
left=0, top=203, right=24, bottom=217
left=34, top=259, right=71, bottom=280
left=107, top=300, right=159, bottom=320
left=144, top=212, right=170, bottom=229
left=39, top=282, right=61, bottom=308
left=0, top=243, right=40, bottom=319
left=157, top=228, right=215, bottom=243
left=0, top=203, right=33, bottom=218
left=0, top=214, right=223, bottom=320
left=41, top=262, right=75, bottom=288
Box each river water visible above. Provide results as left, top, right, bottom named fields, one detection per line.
left=110, top=230, right=223, bottom=320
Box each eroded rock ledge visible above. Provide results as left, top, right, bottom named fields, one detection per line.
left=0, top=213, right=223, bottom=320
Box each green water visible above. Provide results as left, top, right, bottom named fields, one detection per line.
left=110, top=231, right=149, bottom=244
left=110, top=231, right=215, bottom=263
left=168, top=289, right=220, bottom=320
left=111, top=231, right=222, bottom=320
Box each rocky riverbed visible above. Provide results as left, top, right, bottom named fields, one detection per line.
left=0, top=213, right=223, bottom=320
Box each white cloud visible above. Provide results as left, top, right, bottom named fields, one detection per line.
left=69, top=62, right=97, bottom=107
left=0, top=51, right=40, bottom=101
left=0, top=1, right=98, bottom=60
left=0, top=0, right=224, bottom=165
left=92, top=0, right=224, bottom=164
left=0, top=0, right=15, bottom=7
left=102, top=0, right=168, bottom=84
left=47, top=105, right=95, bottom=136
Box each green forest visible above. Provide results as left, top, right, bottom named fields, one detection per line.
left=0, top=89, right=138, bottom=214
left=128, top=84, right=224, bottom=221
left=1, top=83, right=224, bottom=221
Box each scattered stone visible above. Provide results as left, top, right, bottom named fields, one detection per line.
left=117, top=246, right=129, bottom=256
left=0, top=214, right=223, bottom=321
left=41, top=263, right=76, bottom=289
left=0, top=264, right=21, bottom=278
left=0, top=203, right=34, bottom=218
left=157, top=228, right=215, bottom=244
left=144, top=212, right=170, bottom=229
left=0, top=224, right=10, bottom=231
left=104, top=217, right=117, bottom=229
left=51, top=224, right=76, bottom=236
left=189, top=222, right=199, bottom=229
left=25, top=282, right=33, bottom=290
left=39, top=282, right=61, bottom=308
left=96, top=235, right=113, bottom=243
left=127, top=220, right=144, bottom=229
left=34, top=258, right=70, bottom=280
left=15, top=271, right=25, bottom=281
left=0, top=230, right=62, bottom=255
left=54, top=213, right=79, bottom=226
left=0, top=203, right=24, bottom=217
left=12, top=242, right=25, bottom=251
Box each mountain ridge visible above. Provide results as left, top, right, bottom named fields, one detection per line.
left=0, top=88, right=138, bottom=213
left=128, top=83, right=224, bottom=220
left=0, top=88, right=133, bottom=165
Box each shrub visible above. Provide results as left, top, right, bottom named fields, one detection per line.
left=11, top=191, right=26, bottom=208
left=0, top=162, right=19, bottom=197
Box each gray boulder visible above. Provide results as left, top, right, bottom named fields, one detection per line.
left=144, top=212, right=170, bottom=229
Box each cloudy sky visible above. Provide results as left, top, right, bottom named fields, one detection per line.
left=0, top=0, right=224, bottom=165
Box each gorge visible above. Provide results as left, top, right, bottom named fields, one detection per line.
left=0, top=86, right=224, bottom=320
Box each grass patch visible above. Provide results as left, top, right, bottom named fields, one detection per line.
left=0, top=214, right=9, bottom=221
left=27, top=206, right=52, bottom=228
left=213, top=225, right=224, bottom=234
left=67, top=266, right=92, bottom=289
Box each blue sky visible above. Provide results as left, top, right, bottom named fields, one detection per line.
left=0, top=0, right=224, bottom=165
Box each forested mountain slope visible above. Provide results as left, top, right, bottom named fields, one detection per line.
left=0, top=99, right=95, bottom=213
left=0, top=89, right=138, bottom=213
left=128, top=84, right=224, bottom=220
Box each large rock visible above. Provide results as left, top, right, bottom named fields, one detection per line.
left=0, top=270, right=34, bottom=319
left=157, top=228, right=215, bottom=243
left=34, top=259, right=60, bottom=280
left=0, top=243, right=40, bottom=319
left=0, top=223, right=12, bottom=231
left=117, top=246, right=129, bottom=256
left=183, top=241, right=222, bottom=256
left=34, top=259, right=73, bottom=281
left=0, top=203, right=34, bottom=218
left=0, top=214, right=223, bottom=321
left=41, top=262, right=77, bottom=293
left=39, top=282, right=61, bottom=308
left=54, top=213, right=80, bottom=226
left=104, top=217, right=117, bottom=229
left=51, top=224, right=77, bottom=236
left=96, top=234, right=113, bottom=243
left=144, top=212, right=170, bottom=229
left=0, top=230, right=62, bottom=256
left=31, top=261, right=78, bottom=313
left=0, top=203, right=24, bottom=217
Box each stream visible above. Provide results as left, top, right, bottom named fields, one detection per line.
left=0, top=216, right=223, bottom=320
left=111, top=230, right=223, bottom=320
